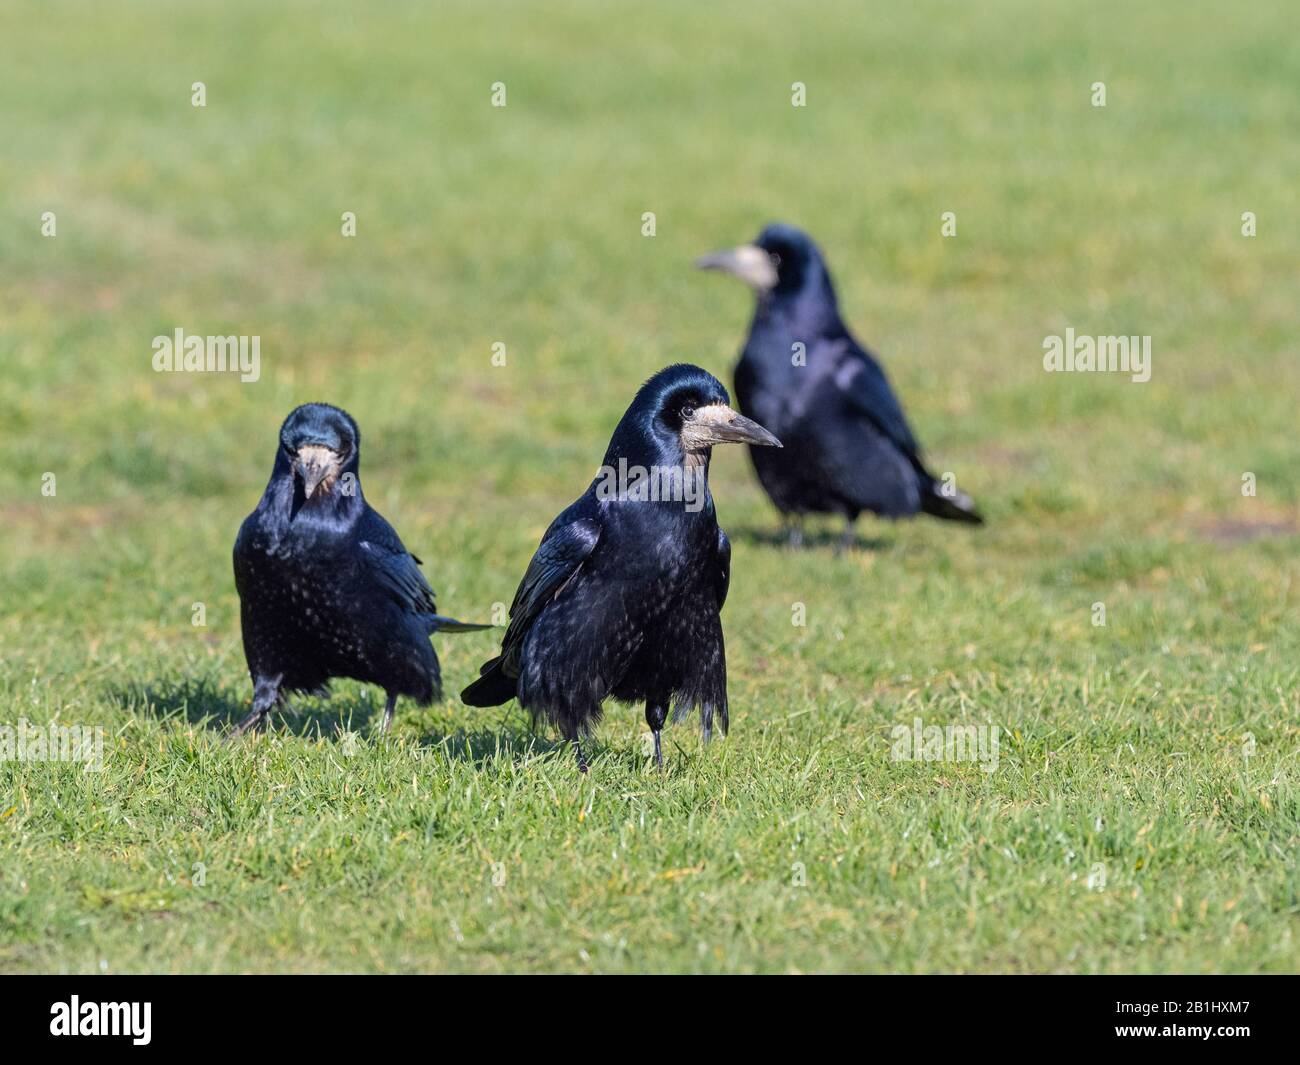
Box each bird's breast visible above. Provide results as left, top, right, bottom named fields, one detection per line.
left=594, top=505, right=715, bottom=601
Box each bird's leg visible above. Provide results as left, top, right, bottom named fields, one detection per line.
left=230, top=675, right=282, bottom=738
left=560, top=719, right=589, bottom=772
left=229, top=709, right=263, bottom=737
left=379, top=691, right=398, bottom=734
left=784, top=516, right=804, bottom=550
left=645, top=702, right=668, bottom=771
left=835, top=518, right=857, bottom=556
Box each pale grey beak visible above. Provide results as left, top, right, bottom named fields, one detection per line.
left=695, top=244, right=778, bottom=291
left=682, top=403, right=782, bottom=450
left=710, top=409, right=783, bottom=447
left=294, top=445, right=340, bottom=499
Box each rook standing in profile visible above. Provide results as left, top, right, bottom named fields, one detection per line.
left=698, top=222, right=982, bottom=550
left=462, top=364, right=781, bottom=771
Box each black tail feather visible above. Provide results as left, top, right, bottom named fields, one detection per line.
left=921, top=479, right=984, bottom=525
left=427, top=614, right=494, bottom=634
left=460, top=658, right=517, bottom=707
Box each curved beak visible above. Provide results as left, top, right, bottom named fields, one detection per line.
left=294, top=445, right=340, bottom=499
left=683, top=404, right=782, bottom=450
left=695, top=244, right=778, bottom=291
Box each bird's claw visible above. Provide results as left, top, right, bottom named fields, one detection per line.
left=227, top=711, right=265, bottom=741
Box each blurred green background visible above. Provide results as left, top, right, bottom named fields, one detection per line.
left=0, top=1, right=1296, bottom=973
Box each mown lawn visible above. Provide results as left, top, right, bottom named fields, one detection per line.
left=0, top=0, right=1296, bottom=973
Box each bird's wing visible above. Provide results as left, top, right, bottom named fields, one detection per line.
left=462, top=509, right=604, bottom=704
left=714, top=526, right=732, bottom=611
left=231, top=516, right=256, bottom=590
left=356, top=509, right=438, bottom=615
left=833, top=338, right=924, bottom=466
left=504, top=514, right=603, bottom=638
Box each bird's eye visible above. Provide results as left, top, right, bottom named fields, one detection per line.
left=681, top=405, right=695, bottom=420
left=770, top=253, right=782, bottom=267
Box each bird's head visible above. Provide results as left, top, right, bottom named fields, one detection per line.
left=696, top=222, right=834, bottom=303
left=278, top=403, right=360, bottom=502
left=607, top=364, right=781, bottom=467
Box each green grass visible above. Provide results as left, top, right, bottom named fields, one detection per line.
left=1, top=0, right=1297, bottom=973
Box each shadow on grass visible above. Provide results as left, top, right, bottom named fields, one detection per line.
left=413, top=712, right=720, bottom=775
left=108, top=676, right=383, bottom=738
left=728, top=522, right=894, bottom=552
left=414, top=703, right=655, bottom=773
left=415, top=721, right=556, bottom=768
left=112, top=680, right=647, bottom=771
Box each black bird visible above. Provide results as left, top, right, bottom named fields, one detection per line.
left=231, top=403, right=487, bottom=736
left=461, top=364, right=781, bottom=771
left=697, top=222, right=982, bottom=549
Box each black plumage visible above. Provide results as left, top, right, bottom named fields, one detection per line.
left=461, top=364, right=781, bottom=770
left=231, top=403, right=487, bottom=736
left=698, top=222, right=982, bottom=548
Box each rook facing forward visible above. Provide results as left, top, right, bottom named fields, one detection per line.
left=232, top=403, right=487, bottom=736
